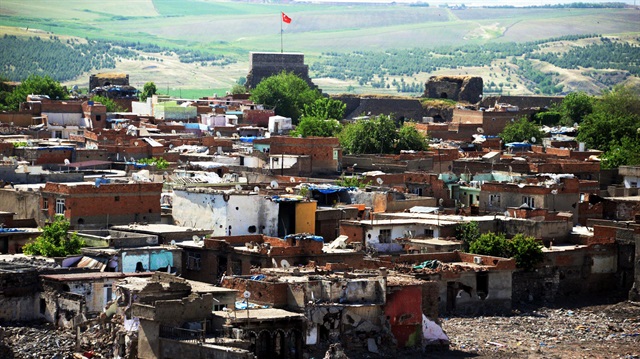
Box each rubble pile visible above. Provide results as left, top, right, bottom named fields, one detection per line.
left=442, top=301, right=640, bottom=358
left=0, top=322, right=77, bottom=358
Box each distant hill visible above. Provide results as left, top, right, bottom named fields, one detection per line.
left=0, top=0, right=638, bottom=95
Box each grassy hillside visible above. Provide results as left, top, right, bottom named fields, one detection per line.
left=0, top=0, right=638, bottom=95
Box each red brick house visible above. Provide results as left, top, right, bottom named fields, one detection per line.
left=40, top=181, right=163, bottom=229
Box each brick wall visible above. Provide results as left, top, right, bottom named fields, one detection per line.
left=41, top=182, right=162, bottom=227
left=268, top=136, right=340, bottom=173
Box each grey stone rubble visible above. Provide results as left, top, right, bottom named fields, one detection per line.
left=441, top=301, right=640, bottom=358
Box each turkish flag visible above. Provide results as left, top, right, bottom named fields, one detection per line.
left=282, top=12, right=292, bottom=24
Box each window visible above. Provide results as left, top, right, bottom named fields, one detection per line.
left=379, top=229, right=392, bottom=243
left=424, top=228, right=434, bottom=238
left=55, top=198, right=65, bottom=214
left=522, top=196, right=535, bottom=208
left=114, top=196, right=120, bottom=202
left=489, top=194, right=501, bottom=206
left=187, top=252, right=202, bottom=271
left=43, top=198, right=48, bottom=210
left=213, top=304, right=226, bottom=311
left=579, top=193, right=586, bottom=203
left=96, top=115, right=101, bottom=122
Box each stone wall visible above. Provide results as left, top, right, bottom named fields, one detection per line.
left=424, top=76, right=483, bottom=103
left=245, top=52, right=318, bottom=91
left=89, top=73, right=129, bottom=91
left=334, top=94, right=425, bottom=121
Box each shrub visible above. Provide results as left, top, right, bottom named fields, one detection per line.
left=23, top=215, right=85, bottom=257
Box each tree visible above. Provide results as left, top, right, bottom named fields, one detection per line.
left=138, top=81, right=157, bottom=102
left=499, top=117, right=544, bottom=144
left=558, top=91, right=594, bottom=126
left=249, top=71, right=322, bottom=123
left=335, top=175, right=371, bottom=188
left=22, top=215, right=85, bottom=257
left=600, top=137, right=640, bottom=169
left=290, top=116, right=342, bottom=138
left=90, top=95, right=123, bottom=112
left=302, top=97, right=346, bottom=120
left=576, top=85, right=640, bottom=167
left=468, top=232, right=543, bottom=271
left=396, top=124, right=429, bottom=152
left=469, top=232, right=509, bottom=258
left=4, top=75, right=68, bottom=110
left=507, top=234, right=544, bottom=271
left=455, top=221, right=480, bottom=247
left=230, top=84, right=247, bottom=95
left=339, top=115, right=428, bottom=154
left=339, top=115, right=398, bottom=154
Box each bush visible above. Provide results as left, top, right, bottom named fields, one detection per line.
left=23, top=215, right=85, bottom=257
left=455, top=221, right=480, bottom=249
left=467, top=232, right=543, bottom=271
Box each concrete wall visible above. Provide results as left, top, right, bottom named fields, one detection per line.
left=0, top=188, right=45, bottom=225
left=172, top=190, right=280, bottom=237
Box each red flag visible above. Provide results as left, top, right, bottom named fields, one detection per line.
left=282, top=12, right=292, bottom=24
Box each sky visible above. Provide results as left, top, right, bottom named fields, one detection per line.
left=298, top=0, right=637, bottom=5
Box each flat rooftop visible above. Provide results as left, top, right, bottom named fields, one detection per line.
left=111, top=223, right=209, bottom=234
left=214, top=308, right=304, bottom=321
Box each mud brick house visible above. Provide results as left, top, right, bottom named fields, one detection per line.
left=39, top=272, right=152, bottom=328
left=480, top=176, right=600, bottom=224
left=374, top=251, right=516, bottom=315
left=253, top=136, right=342, bottom=175
left=219, top=267, right=443, bottom=352
left=342, top=151, right=434, bottom=174
left=0, top=212, right=40, bottom=254
left=40, top=181, right=163, bottom=229
left=116, top=273, right=253, bottom=359
left=339, top=216, right=459, bottom=253
left=177, top=233, right=364, bottom=284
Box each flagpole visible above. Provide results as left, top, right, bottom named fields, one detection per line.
left=280, top=13, right=283, bottom=53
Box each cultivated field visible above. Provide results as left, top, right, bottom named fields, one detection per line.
left=1, top=0, right=638, bottom=94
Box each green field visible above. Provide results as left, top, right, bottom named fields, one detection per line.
left=1, top=0, right=639, bottom=95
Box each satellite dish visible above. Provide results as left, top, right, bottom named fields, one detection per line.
left=290, top=177, right=296, bottom=183
left=280, top=259, right=291, bottom=269
left=216, top=131, right=222, bottom=137
left=171, top=130, right=176, bottom=134
left=192, top=235, right=199, bottom=241
left=530, top=137, right=536, bottom=143
left=438, top=198, right=444, bottom=206
left=134, top=141, right=139, bottom=146
left=169, top=144, right=174, bottom=149
left=270, top=180, right=279, bottom=189
left=243, top=291, right=251, bottom=299
left=63, top=159, right=70, bottom=165
left=232, top=133, right=240, bottom=139
left=376, top=178, right=384, bottom=185
left=235, top=184, right=242, bottom=191
left=130, top=157, right=135, bottom=163
left=253, top=186, right=260, bottom=193
left=477, top=127, right=484, bottom=134
left=551, top=189, right=558, bottom=195
left=170, top=240, right=176, bottom=246
left=504, top=211, right=510, bottom=218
